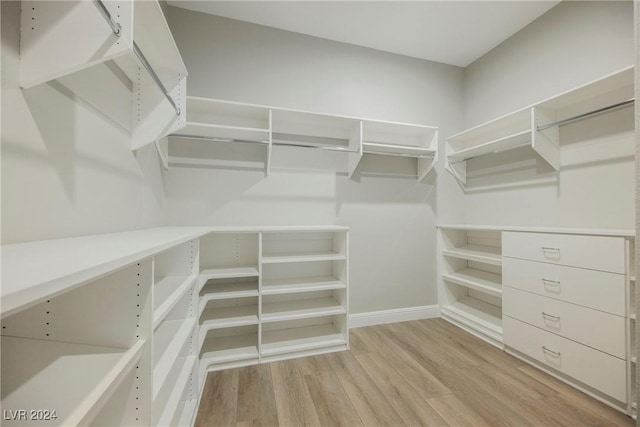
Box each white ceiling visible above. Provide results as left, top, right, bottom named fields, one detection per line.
left=167, top=1, right=560, bottom=67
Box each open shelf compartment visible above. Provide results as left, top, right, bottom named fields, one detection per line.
left=20, top=0, right=188, bottom=151
left=200, top=325, right=259, bottom=370
left=262, top=289, right=347, bottom=323
left=262, top=231, right=347, bottom=264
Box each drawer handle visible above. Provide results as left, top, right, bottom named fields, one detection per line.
left=541, top=278, right=560, bottom=286
left=542, top=346, right=561, bottom=357
left=542, top=312, right=560, bottom=321
left=541, top=246, right=560, bottom=253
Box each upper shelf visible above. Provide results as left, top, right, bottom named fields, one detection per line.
left=168, top=97, right=438, bottom=181
left=20, top=0, right=188, bottom=151
left=445, top=66, right=634, bottom=185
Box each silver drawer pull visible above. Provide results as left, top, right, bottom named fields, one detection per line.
left=541, top=246, right=560, bottom=254
left=542, top=346, right=561, bottom=357
left=542, top=312, right=560, bottom=321
left=541, top=278, right=560, bottom=286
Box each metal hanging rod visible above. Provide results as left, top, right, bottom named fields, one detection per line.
left=363, top=150, right=435, bottom=159
left=537, top=98, right=634, bottom=132
left=132, top=42, right=181, bottom=116
left=449, top=141, right=531, bottom=165
left=171, top=134, right=268, bottom=145
left=272, top=140, right=359, bottom=153
left=92, top=0, right=121, bottom=37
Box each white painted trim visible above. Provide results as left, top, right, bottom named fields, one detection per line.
left=349, top=305, right=439, bottom=328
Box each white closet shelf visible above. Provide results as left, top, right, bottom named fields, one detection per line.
left=200, top=266, right=259, bottom=281
left=262, top=297, right=345, bottom=323
left=153, top=274, right=198, bottom=328
left=442, top=297, right=503, bottom=335
left=1, top=227, right=205, bottom=319
left=438, top=224, right=635, bottom=237
left=200, top=280, right=259, bottom=301
left=261, top=251, right=346, bottom=264
left=442, top=269, right=502, bottom=298
left=200, top=333, right=259, bottom=366
left=442, top=245, right=502, bottom=266
left=199, top=305, right=259, bottom=331
left=1, top=337, right=144, bottom=427
left=261, top=324, right=347, bottom=357
left=262, top=276, right=345, bottom=295
left=447, top=129, right=531, bottom=162
left=179, top=122, right=269, bottom=141
left=153, top=318, right=196, bottom=401
left=154, top=355, right=197, bottom=427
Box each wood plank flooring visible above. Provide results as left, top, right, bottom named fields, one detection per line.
left=194, top=318, right=633, bottom=427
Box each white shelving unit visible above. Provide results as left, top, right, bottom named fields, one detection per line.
left=168, top=97, right=438, bottom=180
left=197, top=227, right=349, bottom=382
left=445, top=66, right=634, bottom=185
left=439, top=226, right=504, bottom=347
left=19, top=0, right=188, bottom=151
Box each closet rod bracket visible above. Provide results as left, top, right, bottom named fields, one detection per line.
left=92, top=0, right=121, bottom=37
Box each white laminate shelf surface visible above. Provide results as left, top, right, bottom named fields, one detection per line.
left=447, top=130, right=531, bottom=161
left=199, top=306, right=259, bottom=330
left=262, top=276, right=345, bottom=295
left=155, top=355, right=197, bottom=427
left=438, top=224, right=635, bottom=237
left=442, top=245, right=502, bottom=266
left=261, top=324, right=346, bottom=356
left=1, top=227, right=206, bottom=318
left=200, top=266, right=259, bottom=281
left=262, top=297, right=345, bottom=323
left=200, top=281, right=259, bottom=301
left=262, top=251, right=346, bottom=264
left=1, top=337, right=145, bottom=426
left=153, top=318, right=197, bottom=400
left=442, top=268, right=502, bottom=298
left=154, top=274, right=198, bottom=328
left=443, top=297, right=502, bottom=334
left=200, top=333, right=259, bottom=366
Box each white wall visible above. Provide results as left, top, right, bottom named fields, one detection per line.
left=1, top=1, right=166, bottom=244
left=165, top=8, right=466, bottom=314
left=461, top=1, right=635, bottom=229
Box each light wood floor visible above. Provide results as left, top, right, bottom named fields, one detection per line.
left=194, top=318, right=634, bottom=427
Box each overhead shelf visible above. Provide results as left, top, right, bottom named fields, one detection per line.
left=20, top=0, right=188, bottom=151
left=445, top=66, right=634, bottom=185
left=1, top=337, right=144, bottom=426
left=168, top=97, right=438, bottom=180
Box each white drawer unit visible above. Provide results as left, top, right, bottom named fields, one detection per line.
left=503, top=231, right=626, bottom=273
left=503, top=257, right=626, bottom=316
left=503, top=287, right=625, bottom=359
left=504, top=316, right=627, bottom=402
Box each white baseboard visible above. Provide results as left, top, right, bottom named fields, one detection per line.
left=349, top=305, right=440, bottom=328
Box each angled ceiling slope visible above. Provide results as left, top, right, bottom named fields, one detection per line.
left=167, top=1, right=559, bottom=67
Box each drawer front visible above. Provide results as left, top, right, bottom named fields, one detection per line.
left=502, top=232, right=625, bottom=273
left=503, top=287, right=625, bottom=358
left=503, top=257, right=625, bottom=316
left=503, top=316, right=626, bottom=402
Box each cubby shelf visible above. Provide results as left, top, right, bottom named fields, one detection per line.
left=261, top=324, right=347, bottom=357
left=168, top=97, right=438, bottom=180
left=442, top=245, right=502, bottom=266
left=442, top=297, right=503, bottom=338
left=262, top=251, right=346, bottom=264
left=153, top=318, right=197, bottom=400
left=445, top=66, right=634, bottom=186
left=153, top=274, right=198, bottom=328
left=199, top=306, right=259, bottom=330
left=1, top=337, right=145, bottom=427
left=262, top=276, right=345, bottom=295
left=154, top=355, right=197, bottom=427
left=200, top=333, right=259, bottom=366
left=200, top=266, right=259, bottom=281
left=442, top=268, right=502, bottom=298
left=262, top=297, right=346, bottom=323
left=200, top=280, right=259, bottom=301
